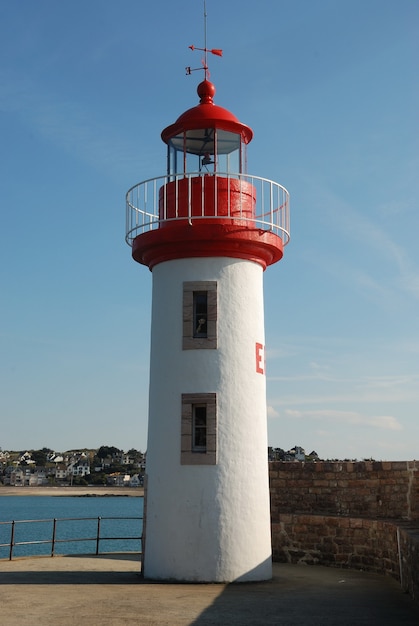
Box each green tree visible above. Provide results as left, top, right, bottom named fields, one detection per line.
left=73, top=475, right=89, bottom=486
left=127, top=448, right=142, bottom=460
left=97, top=445, right=121, bottom=459
left=89, top=472, right=107, bottom=485
left=30, top=449, right=51, bottom=466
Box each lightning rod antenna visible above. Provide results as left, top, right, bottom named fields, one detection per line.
left=204, top=0, right=208, bottom=80
left=186, top=1, right=223, bottom=77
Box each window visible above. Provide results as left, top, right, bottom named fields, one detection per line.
left=183, top=281, right=217, bottom=350
left=192, top=405, right=207, bottom=451
left=193, top=292, right=207, bottom=338
left=181, top=393, right=217, bottom=465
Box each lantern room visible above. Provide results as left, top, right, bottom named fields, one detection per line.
left=126, top=76, right=290, bottom=271
left=161, top=79, right=253, bottom=176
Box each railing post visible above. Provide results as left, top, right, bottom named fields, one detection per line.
left=9, top=521, right=15, bottom=561
left=214, top=173, right=217, bottom=217
left=269, top=181, right=274, bottom=230
left=51, top=518, right=57, bottom=557
left=96, top=517, right=101, bottom=555
left=187, top=175, right=192, bottom=223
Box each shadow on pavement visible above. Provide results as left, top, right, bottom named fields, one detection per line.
left=189, top=565, right=419, bottom=626
left=0, top=558, right=418, bottom=625
left=0, top=571, right=141, bottom=585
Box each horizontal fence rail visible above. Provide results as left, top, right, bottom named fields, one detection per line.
left=126, top=172, right=290, bottom=246
left=0, top=516, right=143, bottom=560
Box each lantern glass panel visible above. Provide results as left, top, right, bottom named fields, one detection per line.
left=167, top=129, right=244, bottom=175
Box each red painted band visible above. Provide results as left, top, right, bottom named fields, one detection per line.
left=132, top=222, right=283, bottom=271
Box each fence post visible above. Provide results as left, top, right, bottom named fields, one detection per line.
left=51, top=518, right=57, bottom=557
left=96, top=517, right=101, bottom=555
left=9, top=521, right=15, bottom=561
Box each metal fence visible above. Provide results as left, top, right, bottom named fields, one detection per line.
left=0, top=516, right=143, bottom=560
left=126, top=172, right=290, bottom=246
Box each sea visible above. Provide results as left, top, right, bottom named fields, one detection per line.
left=0, top=495, right=144, bottom=559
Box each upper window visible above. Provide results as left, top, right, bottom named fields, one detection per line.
left=193, top=292, right=208, bottom=338
left=183, top=281, right=217, bottom=350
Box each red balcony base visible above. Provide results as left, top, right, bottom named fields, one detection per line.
left=132, top=221, right=283, bottom=270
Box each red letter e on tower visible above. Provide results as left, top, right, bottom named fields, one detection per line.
left=255, top=342, right=265, bottom=375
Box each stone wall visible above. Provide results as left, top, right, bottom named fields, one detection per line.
left=398, top=526, right=419, bottom=602
left=269, top=460, right=419, bottom=520
left=269, top=460, right=419, bottom=603
left=271, top=514, right=419, bottom=602
left=271, top=514, right=399, bottom=575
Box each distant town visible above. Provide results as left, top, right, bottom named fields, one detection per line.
left=0, top=446, right=145, bottom=488
left=0, top=445, right=361, bottom=488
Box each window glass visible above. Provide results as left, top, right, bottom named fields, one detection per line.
left=167, top=130, right=242, bottom=175
left=193, top=405, right=207, bottom=451
left=193, top=292, right=208, bottom=338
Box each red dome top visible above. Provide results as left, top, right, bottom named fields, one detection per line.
left=161, top=80, right=253, bottom=145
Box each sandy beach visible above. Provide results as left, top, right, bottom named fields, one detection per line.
left=0, top=486, right=144, bottom=497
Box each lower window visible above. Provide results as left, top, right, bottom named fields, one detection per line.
left=181, top=393, right=217, bottom=465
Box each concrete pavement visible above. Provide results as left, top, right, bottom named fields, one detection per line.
left=0, top=554, right=418, bottom=625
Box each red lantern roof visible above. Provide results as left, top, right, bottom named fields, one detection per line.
left=161, top=80, right=253, bottom=145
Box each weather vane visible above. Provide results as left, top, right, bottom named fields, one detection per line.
left=185, top=0, right=222, bottom=79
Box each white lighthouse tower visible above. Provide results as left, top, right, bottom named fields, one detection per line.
left=125, top=50, right=290, bottom=582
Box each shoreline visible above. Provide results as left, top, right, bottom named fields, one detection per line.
left=0, top=486, right=144, bottom=497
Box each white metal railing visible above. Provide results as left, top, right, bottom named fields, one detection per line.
left=125, top=172, right=290, bottom=246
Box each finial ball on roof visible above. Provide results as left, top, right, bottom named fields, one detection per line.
left=197, top=80, right=216, bottom=104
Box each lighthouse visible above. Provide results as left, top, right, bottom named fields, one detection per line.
left=125, top=53, right=290, bottom=582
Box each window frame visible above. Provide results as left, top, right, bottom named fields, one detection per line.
left=181, top=393, right=217, bottom=465
left=183, top=281, right=217, bottom=350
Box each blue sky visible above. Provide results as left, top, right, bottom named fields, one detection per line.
left=1, top=0, right=418, bottom=460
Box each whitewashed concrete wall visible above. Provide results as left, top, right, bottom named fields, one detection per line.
left=144, top=257, right=272, bottom=582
